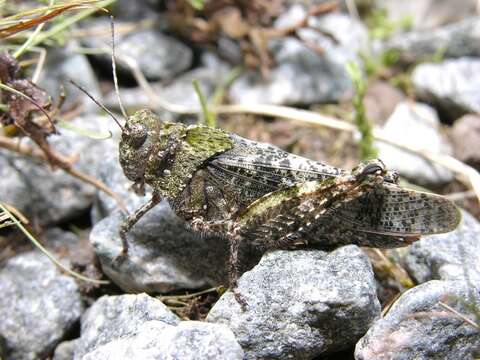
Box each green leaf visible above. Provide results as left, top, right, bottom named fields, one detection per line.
left=188, top=0, right=205, bottom=10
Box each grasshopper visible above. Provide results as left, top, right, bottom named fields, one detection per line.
left=117, top=109, right=461, bottom=306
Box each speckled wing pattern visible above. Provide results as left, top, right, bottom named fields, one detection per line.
left=206, top=135, right=342, bottom=206
left=203, top=134, right=461, bottom=249
left=328, top=182, right=461, bottom=236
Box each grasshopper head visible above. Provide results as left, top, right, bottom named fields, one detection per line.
left=119, top=109, right=163, bottom=192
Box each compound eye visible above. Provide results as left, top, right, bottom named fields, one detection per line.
left=125, top=124, right=148, bottom=148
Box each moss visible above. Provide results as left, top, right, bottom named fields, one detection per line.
left=346, top=61, right=378, bottom=160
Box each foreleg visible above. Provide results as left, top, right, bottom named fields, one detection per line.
left=118, top=191, right=161, bottom=257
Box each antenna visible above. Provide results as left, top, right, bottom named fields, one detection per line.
left=110, top=15, right=128, bottom=119
left=69, top=79, right=124, bottom=131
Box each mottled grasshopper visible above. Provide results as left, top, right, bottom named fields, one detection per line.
left=117, top=109, right=461, bottom=306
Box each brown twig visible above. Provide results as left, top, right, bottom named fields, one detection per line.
left=409, top=305, right=479, bottom=330
left=0, top=135, right=126, bottom=212
left=438, top=301, right=480, bottom=329
left=0, top=3, right=89, bottom=39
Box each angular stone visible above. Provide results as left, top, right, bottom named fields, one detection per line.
left=450, top=114, right=480, bottom=168
left=89, top=207, right=229, bottom=294
left=207, top=247, right=380, bottom=359
left=82, top=24, right=192, bottom=81
left=103, top=56, right=231, bottom=119
left=377, top=101, right=453, bottom=185
left=74, top=293, right=179, bottom=359
left=39, top=43, right=101, bottom=114
left=378, top=0, right=478, bottom=30
left=53, top=340, right=77, bottom=360
left=0, top=252, right=84, bottom=360
left=412, top=58, right=480, bottom=118
left=355, top=280, right=480, bottom=360
left=229, top=35, right=355, bottom=105
left=401, top=210, right=480, bottom=285
left=228, top=10, right=368, bottom=107
left=385, top=17, right=480, bottom=62
left=82, top=320, right=244, bottom=360
left=364, top=81, right=405, bottom=125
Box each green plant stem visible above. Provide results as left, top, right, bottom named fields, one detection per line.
left=193, top=80, right=216, bottom=128
left=346, top=61, right=378, bottom=160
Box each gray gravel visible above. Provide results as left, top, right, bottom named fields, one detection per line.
left=401, top=210, right=480, bottom=285
left=53, top=340, right=77, bottom=360
left=412, top=57, right=480, bottom=117
left=377, top=101, right=453, bottom=185
left=355, top=280, right=480, bottom=360
left=82, top=24, right=192, bottom=81
left=229, top=8, right=368, bottom=106
left=207, top=246, right=380, bottom=359
left=384, top=17, right=480, bottom=62
left=0, top=252, right=84, bottom=360
left=39, top=43, right=102, bottom=114
left=82, top=320, right=244, bottom=360
left=74, top=293, right=180, bottom=359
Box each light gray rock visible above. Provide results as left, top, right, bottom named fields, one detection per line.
left=307, top=12, right=369, bottom=53
left=53, top=340, right=77, bottom=360
left=0, top=114, right=119, bottom=225
left=39, top=43, right=101, bottom=113
left=74, top=293, right=179, bottom=359
left=229, top=36, right=355, bottom=105
left=0, top=252, right=84, bottom=360
left=103, top=59, right=231, bottom=117
left=400, top=210, right=480, bottom=285
left=217, top=36, right=243, bottom=64
left=207, top=246, right=381, bottom=359
left=92, top=150, right=135, bottom=221
left=229, top=10, right=368, bottom=106
left=89, top=205, right=229, bottom=293
left=111, top=0, right=157, bottom=21
left=82, top=320, right=244, bottom=360
left=152, top=62, right=231, bottom=109
left=451, top=114, right=480, bottom=167
left=355, top=280, right=480, bottom=360
left=412, top=58, right=480, bottom=117
left=82, top=24, right=192, bottom=81
left=116, top=30, right=192, bottom=81
left=385, top=17, right=480, bottom=63
left=377, top=0, right=478, bottom=31
left=376, top=101, right=453, bottom=185
left=273, top=3, right=308, bottom=28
